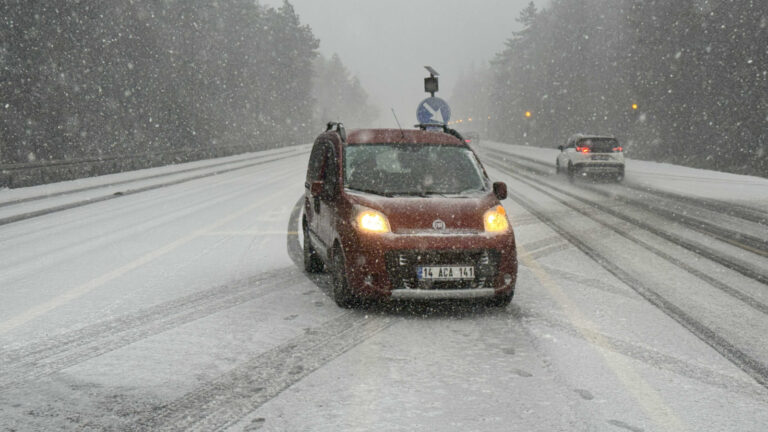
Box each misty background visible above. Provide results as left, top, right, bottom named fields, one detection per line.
left=1, top=0, right=765, bottom=181
left=260, top=0, right=533, bottom=127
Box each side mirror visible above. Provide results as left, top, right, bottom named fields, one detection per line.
left=310, top=181, right=323, bottom=197
left=493, top=182, right=508, bottom=200
left=558, top=145, right=564, bottom=152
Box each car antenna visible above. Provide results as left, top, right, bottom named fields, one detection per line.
left=391, top=108, right=406, bottom=140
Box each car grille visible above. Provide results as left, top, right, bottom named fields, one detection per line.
left=385, top=249, right=499, bottom=290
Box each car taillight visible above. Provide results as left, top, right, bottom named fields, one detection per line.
left=576, top=146, right=590, bottom=153
left=613, top=146, right=623, bottom=152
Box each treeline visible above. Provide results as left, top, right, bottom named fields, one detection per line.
left=313, top=53, right=379, bottom=128
left=0, top=1, right=374, bottom=167
left=455, top=0, right=767, bottom=177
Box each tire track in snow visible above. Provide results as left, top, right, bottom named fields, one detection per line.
left=488, top=161, right=768, bottom=389
left=485, top=146, right=768, bottom=226
left=514, top=305, right=768, bottom=402
left=0, top=268, right=305, bottom=389
left=485, top=148, right=768, bottom=261
left=134, top=311, right=394, bottom=431
left=485, top=156, right=768, bottom=307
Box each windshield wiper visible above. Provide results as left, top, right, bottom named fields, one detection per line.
left=423, top=189, right=481, bottom=197
left=422, top=191, right=449, bottom=197
left=388, top=191, right=428, bottom=197
left=346, top=186, right=394, bottom=197
left=390, top=191, right=460, bottom=197
left=387, top=188, right=483, bottom=197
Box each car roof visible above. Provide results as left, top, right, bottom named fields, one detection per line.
left=344, top=128, right=465, bottom=146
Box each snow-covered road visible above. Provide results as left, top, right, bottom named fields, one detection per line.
left=1, top=142, right=767, bottom=431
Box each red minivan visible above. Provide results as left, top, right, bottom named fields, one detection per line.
left=303, top=123, right=517, bottom=308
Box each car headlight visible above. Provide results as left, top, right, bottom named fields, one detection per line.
left=356, top=207, right=391, bottom=233
left=484, top=205, right=509, bottom=232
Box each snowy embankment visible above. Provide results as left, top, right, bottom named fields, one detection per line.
left=0, top=144, right=312, bottom=204
left=0, top=144, right=312, bottom=224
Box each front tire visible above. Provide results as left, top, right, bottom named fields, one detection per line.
left=331, top=246, right=357, bottom=308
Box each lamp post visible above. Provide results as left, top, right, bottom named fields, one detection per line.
left=524, top=110, right=532, bottom=144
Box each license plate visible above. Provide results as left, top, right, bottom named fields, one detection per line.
left=417, top=266, right=475, bottom=280
left=592, top=155, right=609, bottom=160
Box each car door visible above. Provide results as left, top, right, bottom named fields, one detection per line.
left=317, top=141, right=341, bottom=255
left=557, top=138, right=571, bottom=167
left=305, top=139, right=326, bottom=252
left=563, top=138, right=577, bottom=164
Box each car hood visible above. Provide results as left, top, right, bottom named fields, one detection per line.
left=345, top=189, right=499, bottom=233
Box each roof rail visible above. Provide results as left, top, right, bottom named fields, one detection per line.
left=414, top=123, right=465, bottom=143
left=326, top=121, right=347, bottom=142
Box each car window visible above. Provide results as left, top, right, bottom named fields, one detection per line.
left=321, top=142, right=338, bottom=196
left=344, top=143, right=487, bottom=196
left=306, top=140, right=325, bottom=183
left=577, top=138, right=618, bottom=153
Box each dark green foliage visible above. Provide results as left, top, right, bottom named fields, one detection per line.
left=457, top=0, right=767, bottom=177
left=0, top=0, right=319, bottom=164
left=312, top=53, right=379, bottom=128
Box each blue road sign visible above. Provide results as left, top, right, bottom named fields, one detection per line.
left=417, top=97, right=451, bottom=125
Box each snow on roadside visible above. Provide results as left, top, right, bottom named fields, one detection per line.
left=480, top=141, right=768, bottom=210
left=0, top=144, right=312, bottom=204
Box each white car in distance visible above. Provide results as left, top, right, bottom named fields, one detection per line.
left=556, top=134, right=625, bottom=182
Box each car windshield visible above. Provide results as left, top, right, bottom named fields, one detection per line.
left=344, top=144, right=487, bottom=196
left=578, top=138, right=618, bottom=153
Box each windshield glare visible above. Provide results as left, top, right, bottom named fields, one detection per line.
left=344, top=144, right=487, bottom=196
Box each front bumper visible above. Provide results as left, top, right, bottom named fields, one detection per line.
left=341, top=230, right=517, bottom=300
left=391, top=288, right=496, bottom=300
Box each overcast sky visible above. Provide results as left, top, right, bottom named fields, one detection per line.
left=260, top=0, right=537, bottom=127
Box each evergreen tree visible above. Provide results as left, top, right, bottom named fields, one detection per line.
left=0, top=0, right=327, bottom=167
left=474, top=0, right=767, bottom=176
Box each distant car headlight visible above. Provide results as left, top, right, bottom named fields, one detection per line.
left=484, top=205, right=509, bottom=232
left=355, top=207, right=391, bottom=233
